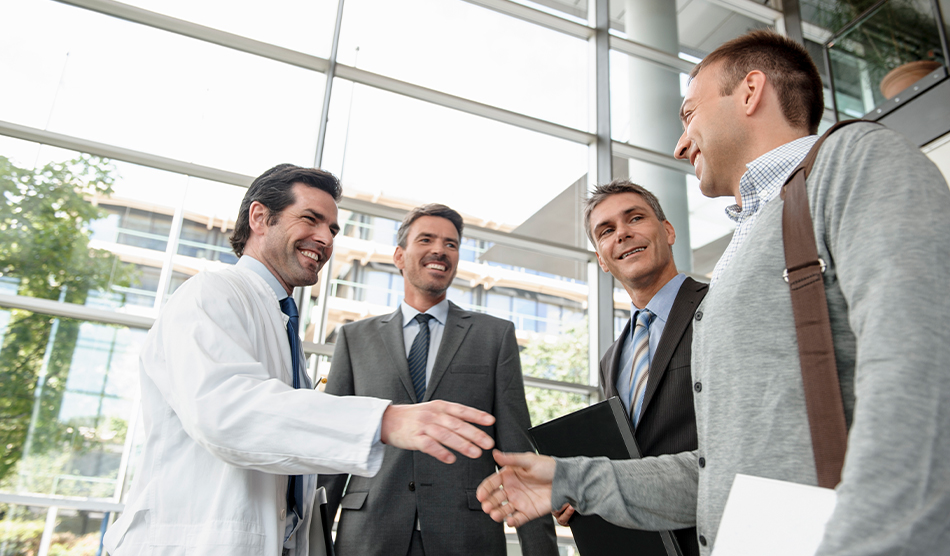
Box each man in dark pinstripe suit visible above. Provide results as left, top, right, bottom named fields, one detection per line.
left=555, top=180, right=705, bottom=556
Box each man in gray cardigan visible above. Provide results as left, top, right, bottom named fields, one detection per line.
left=476, top=30, right=950, bottom=555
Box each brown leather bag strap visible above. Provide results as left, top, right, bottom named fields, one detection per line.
left=780, top=119, right=870, bottom=488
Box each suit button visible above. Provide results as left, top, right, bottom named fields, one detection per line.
left=694, top=381, right=702, bottom=393
left=280, top=508, right=286, bottom=520
left=695, top=311, right=703, bottom=321
left=409, top=481, right=415, bottom=491
left=699, top=535, right=707, bottom=546
left=698, top=457, right=706, bottom=468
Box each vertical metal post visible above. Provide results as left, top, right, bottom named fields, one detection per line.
left=153, top=182, right=188, bottom=311
left=781, top=0, right=805, bottom=45
left=932, top=0, right=949, bottom=74
left=823, top=45, right=841, bottom=121
left=314, top=0, right=347, bottom=168
left=587, top=0, right=613, bottom=392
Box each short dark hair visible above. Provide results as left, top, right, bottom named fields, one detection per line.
left=230, top=164, right=342, bottom=257
left=691, top=30, right=823, bottom=134
left=396, top=204, right=464, bottom=249
left=584, top=180, right=666, bottom=247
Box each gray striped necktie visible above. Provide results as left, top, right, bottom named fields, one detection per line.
left=408, top=313, right=433, bottom=402
left=629, top=309, right=654, bottom=425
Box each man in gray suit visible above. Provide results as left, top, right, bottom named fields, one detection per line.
left=554, top=180, right=705, bottom=556
left=318, top=204, right=558, bottom=556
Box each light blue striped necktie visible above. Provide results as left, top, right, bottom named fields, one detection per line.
left=408, top=313, right=433, bottom=402
left=629, top=309, right=654, bottom=426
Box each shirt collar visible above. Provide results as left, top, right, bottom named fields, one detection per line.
left=237, top=255, right=289, bottom=301
left=725, top=135, right=819, bottom=224
left=630, top=273, right=686, bottom=329
left=401, top=298, right=450, bottom=327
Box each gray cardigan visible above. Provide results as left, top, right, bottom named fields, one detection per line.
left=552, top=122, right=950, bottom=555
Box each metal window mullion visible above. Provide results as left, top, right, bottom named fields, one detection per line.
left=0, top=293, right=154, bottom=329
left=588, top=0, right=613, bottom=393
left=332, top=64, right=594, bottom=145
left=459, top=0, right=592, bottom=39
left=52, top=0, right=330, bottom=74
left=608, top=36, right=696, bottom=74
left=707, top=0, right=782, bottom=24
left=314, top=0, right=347, bottom=168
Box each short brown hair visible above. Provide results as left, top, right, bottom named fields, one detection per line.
left=396, top=204, right=464, bottom=249
left=691, top=30, right=823, bottom=134
left=229, top=164, right=342, bottom=258
left=584, top=180, right=666, bottom=247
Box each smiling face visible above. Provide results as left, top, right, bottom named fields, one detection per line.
left=590, top=192, right=678, bottom=305
left=246, top=183, right=339, bottom=295
left=674, top=62, right=748, bottom=201
left=394, top=215, right=460, bottom=310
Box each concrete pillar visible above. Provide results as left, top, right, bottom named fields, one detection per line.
left=624, top=0, right=692, bottom=271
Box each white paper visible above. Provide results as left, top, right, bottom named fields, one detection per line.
left=711, top=474, right=837, bottom=556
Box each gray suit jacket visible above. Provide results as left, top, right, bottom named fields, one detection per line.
left=318, top=301, right=558, bottom=556
left=600, top=276, right=706, bottom=556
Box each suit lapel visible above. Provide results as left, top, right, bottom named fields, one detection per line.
left=640, top=278, right=705, bottom=416
left=426, top=301, right=472, bottom=401
left=377, top=308, right=418, bottom=402
left=601, top=320, right=630, bottom=400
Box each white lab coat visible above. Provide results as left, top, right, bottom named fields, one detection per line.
left=104, top=265, right=390, bottom=556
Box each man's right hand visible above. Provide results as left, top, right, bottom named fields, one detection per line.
left=553, top=503, right=575, bottom=526
left=380, top=400, right=495, bottom=464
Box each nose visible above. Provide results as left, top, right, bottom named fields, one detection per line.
left=312, top=225, right=334, bottom=252
left=674, top=130, right=690, bottom=160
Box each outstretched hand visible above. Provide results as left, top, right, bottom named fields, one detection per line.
left=476, top=450, right=556, bottom=527
left=380, top=400, right=495, bottom=464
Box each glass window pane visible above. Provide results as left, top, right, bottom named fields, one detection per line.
left=524, top=386, right=589, bottom=426
left=0, top=504, right=111, bottom=556
left=609, top=50, right=685, bottom=153
left=0, top=309, right=147, bottom=500
left=337, top=0, right=588, bottom=129
left=0, top=1, right=325, bottom=176
left=117, top=0, right=340, bottom=57
left=0, top=137, right=192, bottom=315
left=322, top=81, right=589, bottom=230
left=609, top=0, right=774, bottom=57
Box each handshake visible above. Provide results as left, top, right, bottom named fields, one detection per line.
left=384, top=400, right=558, bottom=525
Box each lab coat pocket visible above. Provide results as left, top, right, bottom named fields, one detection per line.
left=340, top=491, right=368, bottom=510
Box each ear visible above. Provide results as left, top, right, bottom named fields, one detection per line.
left=595, top=251, right=610, bottom=274
left=393, top=245, right=406, bottom=271
left=740, top=70, right=768, bottom=117
left=248, top=201, right=270, bottom=236
left=664, top=220, right=676, bottom=247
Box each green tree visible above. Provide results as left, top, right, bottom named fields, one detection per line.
left=520, top=321, right=591, bottom=426
left=0, top=154, right=134, bottom=485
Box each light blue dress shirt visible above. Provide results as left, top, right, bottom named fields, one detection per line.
left=400, top=299, right=449, bottom=388
left=616, top=273, right=687, bottom=422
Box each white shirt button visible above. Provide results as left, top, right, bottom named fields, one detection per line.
left=280, top=508, right=286, bottom=520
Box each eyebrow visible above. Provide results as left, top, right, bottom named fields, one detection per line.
left=416, top=232, right=459, bottom=243
left=594, top=206, right=646, bottom=234
left=679, top=100, right=690, bottom=124
left=303, top=208, right=340, bottom=236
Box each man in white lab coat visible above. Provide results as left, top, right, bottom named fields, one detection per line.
left=103, top=164, right=495, bottom=556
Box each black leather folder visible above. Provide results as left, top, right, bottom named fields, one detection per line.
left=528, top=396, right=683, bottom=556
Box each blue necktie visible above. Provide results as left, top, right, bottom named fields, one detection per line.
left=279, top=296, right=304, bottom=517
left=629, top=309, right=654, bottom=426
left=408, top=314, right=433, bottom=402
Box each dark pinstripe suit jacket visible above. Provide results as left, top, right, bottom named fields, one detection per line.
left=600, top=276, right=707, bottom=556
